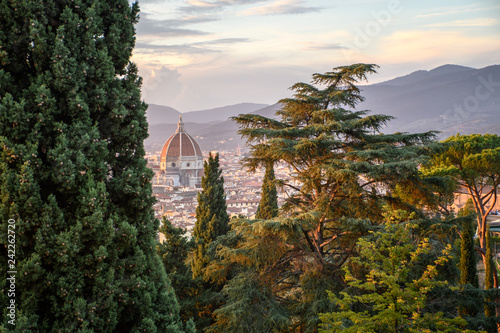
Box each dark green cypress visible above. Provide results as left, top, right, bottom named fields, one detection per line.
left=189, top=153, right=229, bottom=331
left=484, top=226, right=495, bottom=318
left=256, top=161, right=279, bottom=220
left=0, top=0, right=182, bottom=331
left=192, top=153, right=229, bottom=279
left=485, top=227, right=493, bottom=290
left=459, top=216, right=479, bottom=318
left=157, top=218, right=199, bottom=327
left=460, top=216, right=479, bottom=288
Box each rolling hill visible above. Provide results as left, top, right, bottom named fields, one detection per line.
left=145, top=64, right=500, bottom=152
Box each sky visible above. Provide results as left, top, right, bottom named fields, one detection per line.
left=131, top=0, right=500, bottom=112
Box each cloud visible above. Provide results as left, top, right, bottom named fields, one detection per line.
left=415, top=5, right=500, bottom=19
left=375, top=30, right=500, bottom=64
left=136, top=14, right=218, bottom=38
left=135, top=38, right=253, bottom=55
left=242, top=0, right=321, bottom=16
left=180, top=0, right=266, bottom=14
left=425, top=18, right=499, bottom=27
left=302, top=42, right=348, bottom=50
left=142, top=67, right=183, bottom=105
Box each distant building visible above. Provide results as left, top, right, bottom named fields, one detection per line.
left=160, top=116, right=203, bottom=187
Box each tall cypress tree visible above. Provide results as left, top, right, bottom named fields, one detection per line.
left=459, top=216, right=479, bottom=318
left=460, top=216, right=479, bottom=288
left=192, top=152, right=229, bottom=279
left=0, top=1, right=182, bottom=331
left=256, top=161, right=279, bottom=220
left=484, top=226, right=495, bottom=318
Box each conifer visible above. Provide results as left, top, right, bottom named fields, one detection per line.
left=484, top=226, right=495, bottom=318
left=0, top=1, right=182, bottom=331
left=189, top=153, right=229, bottom=330
left=157, top=219, right=199, bottom=326
left=423, top=134, right=500, bottom=287
left=256, top=161, right=279, bottom=220
left=460, top=216, right=479, bottom=288
left=459, top=216, right=479, bottom=319
left=230, top=64, right=440, bottom=331
left=192, top=153, right=230, bottom=279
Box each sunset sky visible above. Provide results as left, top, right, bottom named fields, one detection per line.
left=131, top=0, right=500, bottom=112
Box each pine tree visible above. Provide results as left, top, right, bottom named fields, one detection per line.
left=192, top=152, right=230, bottom=279
left=230, top=64, right=440, bottom=331
left=319, top=222, right=473, bottom=333
left=423, top=134, right=500, bottom=287
left=0, top=1, right=182, bottom=331
left=256, top=161, right=279, bottom=220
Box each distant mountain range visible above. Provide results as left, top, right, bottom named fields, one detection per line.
left=145, top=64, right=500, bottom=152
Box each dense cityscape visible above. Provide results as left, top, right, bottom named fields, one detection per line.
left=147, top=147, right=289, bottom=235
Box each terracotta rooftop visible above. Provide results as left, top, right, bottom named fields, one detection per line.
left=161, top=116, right=202, bottom=158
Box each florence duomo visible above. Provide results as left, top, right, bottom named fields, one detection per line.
left=158, top=116, right=203, bottom=187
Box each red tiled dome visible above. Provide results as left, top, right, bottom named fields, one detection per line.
left=161, top=117, right=202, bottom=159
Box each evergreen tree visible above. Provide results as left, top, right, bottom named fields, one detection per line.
left=461, top=216, right=479, bottom=288
left=0, top=1, right=182, bottom=331
left=256, top=161, right=279, bottom=219
left=485, top=226, right=495, bottom=318
left=157, top=218, right=199, bottom=327
left=423, top=134, right=500, bottom=287
left=319, top=222, right=475, bottom=333
left=189, top=152, right=229, bottom=331
left=229, top=64, right=440, bottom=331
left=459, top=216, right=480, bottom=319
left=192, top=152, right=230, bottom=279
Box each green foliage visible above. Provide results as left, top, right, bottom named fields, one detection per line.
left=157, top=219, right=199, bottom=328
left=189, top=152, right=230, bottom=330
left=256, top=161, right=279, bottom=220
left=319, top=222, right=476, bottom=333
left=192, top=152, right=230, bottom=279
left=423, top=134, right=500, bottom=265
left=0, top=0, right=182, bottom=331
left=484, top=227, right=495, bottom=319
left=230, top=64, right=440, bottom=331
left=204, top=218, right=294, bottom=332
left=460, top=216, right=479, bottom=288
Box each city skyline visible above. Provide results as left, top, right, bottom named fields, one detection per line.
left=132, top=0, right=500, bottom=112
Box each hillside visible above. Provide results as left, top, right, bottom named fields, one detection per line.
left=360, top=64, right=500, bottom=137
left=145, top=64, right=500, bottom=152
left=145, top=102, right=268, bottom=126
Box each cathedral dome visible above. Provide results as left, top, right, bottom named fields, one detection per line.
left=159, top=116, right=204, bottom=187
left=161, top=116, right=202, bottom=159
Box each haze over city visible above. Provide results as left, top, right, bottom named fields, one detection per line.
left=131, top=0, right=500, bottom=112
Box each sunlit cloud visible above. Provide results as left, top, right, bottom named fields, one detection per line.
left=301, top=42, right=348, bottom=50
left=425, top=18, right=498, bottom=27
left=376, top=30, right=500, bottom=64
left=415, top=5, right=500, bottom=18
left=180, top=0, right=266, bottom=13
left=135, top=38, right=252, bottom=55
left=242, top=0, right=322, bottom=16
left=136, top=14, right=218, bottom=38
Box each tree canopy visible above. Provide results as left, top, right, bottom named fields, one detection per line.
left=0, top=0, right=183, bottom=331
left=319, top=221, right=475, bottom=333
left=422, top=134, right=500, bottom=287
left=224, top=63, right=441, bottom=331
